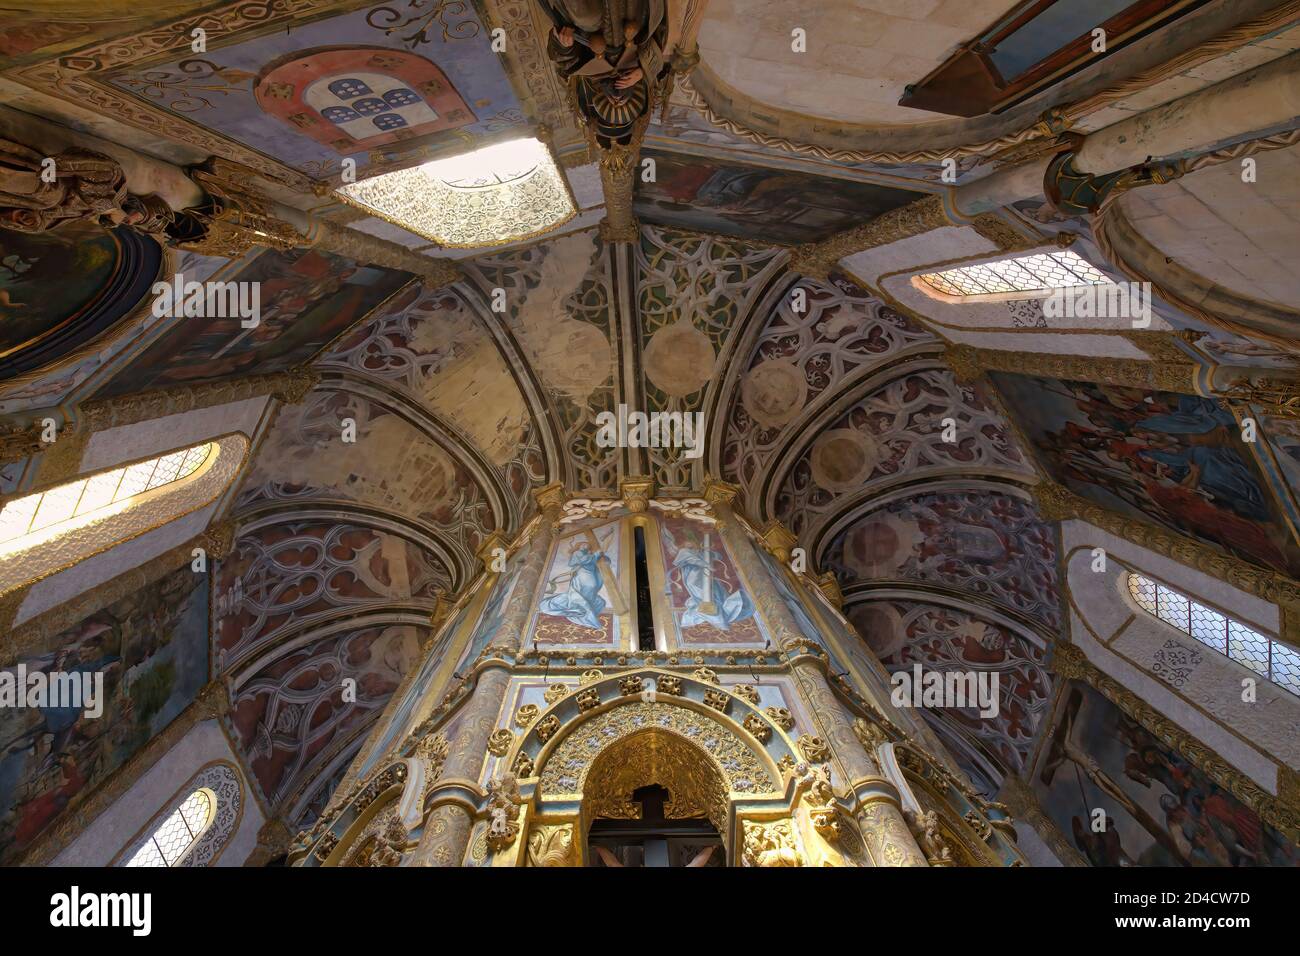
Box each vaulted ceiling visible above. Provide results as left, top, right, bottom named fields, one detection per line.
left=2, top=0, right=1298, bottom=844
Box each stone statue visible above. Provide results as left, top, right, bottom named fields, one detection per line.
left=0, top=138, right=170, bottom=234
left=742, top=820, right=803, bottom=867
left=537, top=0, right=668, bottom=147
left=484, top=773, right=523, bottom=852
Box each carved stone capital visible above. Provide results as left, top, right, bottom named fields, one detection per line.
left=532, top=481, right=567, bottom=521
left=815, top=571, right=844, bottom=609
left=759, top=520, right=799, bottom=563
left=244, top=819, right=294, bottom=867
left=702, top=476, right=739, bottom=507
left=477, top=531, right=510, bottom=572
left=619, top=475, right=656, bottom=514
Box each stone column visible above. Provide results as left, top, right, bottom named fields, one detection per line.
left=594, top=131, right=642, bottom=243
left=409, top=483, right=566, bottom=866
left=703, top=479, right=927, bottom=867
left=953, top=51, right=1300, bottom=217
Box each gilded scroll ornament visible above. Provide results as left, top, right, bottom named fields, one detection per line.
left=526, top=824, right=576, bottom=867
left=544, top=683, right=570, bottom=705
left=732, top=684, right=760, bottom=705
left=766, top=707, right=795, bottom=731
left=487, top=729, right=514, bottom=757
left=515, top=704, right=540, bottom=728
left=797, top=735, right=831, bottom=763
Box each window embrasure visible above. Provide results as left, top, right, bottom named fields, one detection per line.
left=0, top=442, right=214, bottom=556
left=1127, top=572, right=1300, bottom=696
left=912, top=250, right=1110, bottom=302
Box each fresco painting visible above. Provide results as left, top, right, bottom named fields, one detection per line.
left=633, top=149, right=923, bottom=245
left=532, top=520, right=625, bottom=647
left=0, top=566, right=208, bottom=862
left=354, top=607, right=472, bottom=780
left=103, top=5, right=525, bottom=179
left=658, top=515, right=762, bottom=645
left=854, top=600, right=1052, bottom=777
left=826, top=492, right=1062, bottom=633
left=94, top=247, right=410, bottom=398
left=992, top=374, right=1300, bottom=578
left=455, top=538, right=535, bottom=673
left=1036, top=682, right=1300, bottom=866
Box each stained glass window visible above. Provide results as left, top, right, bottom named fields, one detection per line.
left=1127, top=573, right=1299, bottom=696
left=125, top=789, right=214, bottom=868
left=915, top=250, right=1110, bottom=299
left=0, top=442, right=213, bottom=555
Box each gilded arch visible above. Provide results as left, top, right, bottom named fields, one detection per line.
left=513, top=669, right=802, bottom=865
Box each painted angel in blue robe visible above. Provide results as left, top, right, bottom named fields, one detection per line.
left=673, top=545, right=753, bottom=631
left=539, top=544, right=607, bottom=630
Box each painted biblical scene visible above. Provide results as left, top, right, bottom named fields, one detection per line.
left=532, top=519, right=625, bottom=648
left=1254, top=411, right=1300, bottom=522
left=0, top=565, right=208, bottom=863
left=454, top=539, right=536, bottom=673
left=991, top=374, right=1300, bottom=578
left=101, top=4, right=526, bottom=180
left=658, top=515, right=763, bottom=646
left=0, top=221, right=164, bottom=382
left=93, top=246, right=409, bottom=398
left=354, top=601, right=475, bottom=781
left=1035, top=682, right=1300, bottom=866
left=633, top=149, right=924, bottom=246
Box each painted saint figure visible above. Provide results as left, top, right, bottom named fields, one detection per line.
left=673, top=538, right=753, bottom=631
left=539, top=543, right=609, bottom=631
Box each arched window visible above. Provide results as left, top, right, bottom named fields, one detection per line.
left=0, top=442, right=213, bottom=556
left=1127, top=572, right=1300, bottom=696
left=115, top=763, right=242, bottom=867
left=125, top=788, right=215, bottom=867
left=0, top=433, right=246, bottom=597
left=912, top=249, right=1109, bottom=301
